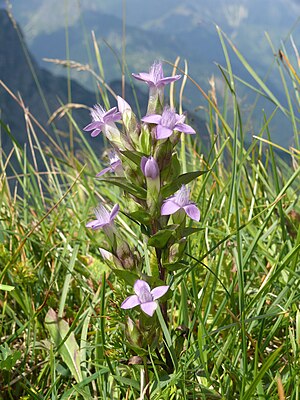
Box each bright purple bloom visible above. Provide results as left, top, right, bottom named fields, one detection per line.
left=121, top=279, right=169, bottom=317
left=96, top=151, right=122, bottom=177
left=142, top=106, right=196, bottom=139
left=86, top=204, right=119, bottom=230
left=141, top=156, right=159, bottom=179
left=83, top=104, right=121, bottom=137
left=161, top=185, right=200, bottom=221
left=132, top=61, right=181, bottom=89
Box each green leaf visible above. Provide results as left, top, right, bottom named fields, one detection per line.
left=128, top=209, right=151, bottom=225
left=163, top=261, right=189, bottom=271
left=121, top=150, right=145, bottom=166
left=148, top=227, right=177, bottom=248
left=0, top=284, right=14, bottom=291
left=182, top=227, right=204, bottom=238
left=0, top=343, right=21, bottom=371
left=45, top=308, right=82, bottom=383
left=161, top=170, right=208, bottom=198
left=98, top=177, right=146, bottom=199
left=114, top=269, right=139, bottom=286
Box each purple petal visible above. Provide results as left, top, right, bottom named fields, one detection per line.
left=86, top=219, right=104, bottom=230
left=183, top=204, right=200, bottom=221
left=104, top=107, right=118, bottom=117
left=109, top=204, right=120, bottom=221
left=140, top=156, right=147, bottom=175
left=157, top=75, right=182, bottom=87
left=134, top=280, right=151, bottom=297
left=141, top=114, right=162, bottom=124
left=156, top=125, right=173, bottom=139
left=96, top=166, right=112, bottom=177
left=132, top=72, right=152, bottom=83
left=141, top=156, right=159, bottom=179
left=91, top=129, right=102, bottom=137
left=121, top=295, right=140, bottom=309
left=83, top=122, right=102, bottom=131
left=103, top=112, right=122, bottom=124
left=151, top=286, right=169, bottom=300
left=140, top=302, right=158, bottom=316
left=161, top=200, right=181, bottom=215
left=175, top=122, right=196, bottom=134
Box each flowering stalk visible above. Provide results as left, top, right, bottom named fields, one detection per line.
left=84, top=60, right=204, bottom=378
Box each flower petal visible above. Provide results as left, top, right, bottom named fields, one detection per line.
left=121, top=295, right=140, bottom=309
left=151, top=286, right=169, bottom=300
left=134, top=280, right=151, bottom=297
left=109, top=204, right=120, bottom=221
left=141, top=114, right=162, bottom=124
left=132, top=72, right=152, bottom=83
left=96, top=166, right=112, bottom=177
left=183, top=204, right=200, bottom=221
left=83, top=122, right=102, bottom=131
left=85, top=219, right=104, bottom=230
left=91, top=129, right=102, bottom=137
left=175, top=122, right=196, bottom=134
left=161, top=200, right=181, bottom=215
left=140, top=301, right=158, bottom=316
left=157, top=75, right=181, bottom=87
left=156, top=125, right=173, bottom=139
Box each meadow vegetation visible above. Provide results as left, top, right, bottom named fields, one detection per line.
left=0, top=27, right=299, bottom=399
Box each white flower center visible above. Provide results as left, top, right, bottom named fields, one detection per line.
left=138, top=287, right=153, bottom=303
left=175, top=185, right=190, bottom=207
left=94, top=205, right=110, bottom=224
left=150, top=62, right=164, bottom=84
left=91, top=105, right=106, bottom=122
left=160, top=108, right=177, bottom=129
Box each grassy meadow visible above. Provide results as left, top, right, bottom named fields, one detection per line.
left=0, top=26, right=300, bottom=400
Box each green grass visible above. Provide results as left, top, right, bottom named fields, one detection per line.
left=0, top=27, right=300, bottom=400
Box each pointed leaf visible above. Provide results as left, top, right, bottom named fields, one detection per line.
left=148, top=227, right=177, bottom=248
left=161, top=170, right=209, bottom=198
left=121, top=150, right=145, bottom=166
left=163, top=261, right=189, bottom=271
left=182, top=227, right=204, bottom=238
left=98, top=177, right=146, bottom=199
left=113, top=269, right=139, bottom=286
left=45, top=308, right=82, bottom=383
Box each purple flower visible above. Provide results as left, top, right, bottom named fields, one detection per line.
left=142, top=106, right=196, bottom=139
left=96, top=151, right=122, bottom=177
left=86, top=204, right=119, bottom=230
left=121, top=279, right=169, bottom=317
left=161, top=185, right=200, bottom=221
left=132, top=61, right=181, bottom=89
left=140, top=156, right=159, bottom=179
left=83, top=104, right=121, bottom=137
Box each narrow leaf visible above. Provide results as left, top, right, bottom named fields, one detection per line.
left=161, top=170, right=208, bottom=198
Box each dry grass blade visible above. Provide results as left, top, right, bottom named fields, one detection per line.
left=48, top=103, right=90, bottom=124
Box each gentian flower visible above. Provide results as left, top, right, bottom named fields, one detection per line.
left=83, top=104, right=121, bottom=138
left=121, top=279, right=169, bottom=317
left=140, top=156, right=159, bottom=179
left=142, top=106, right=196, bottom=140
left=86, top=204, right=119, bottom=230
left=161, top=185, right=200, bottom=221
left=96, top=151, right=122, bottom=177
left=132, top=61, right=181, bottom=89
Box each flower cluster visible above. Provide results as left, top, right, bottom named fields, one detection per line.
left=85, top=62, right=203, bottom=361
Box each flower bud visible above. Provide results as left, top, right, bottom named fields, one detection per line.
left=141, top=156, right=159, bottom=179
